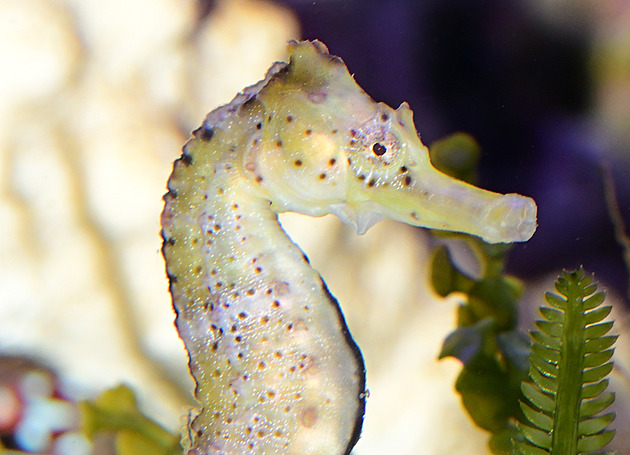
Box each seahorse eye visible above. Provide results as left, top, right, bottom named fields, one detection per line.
left=372, top=142, right=387, bottom=156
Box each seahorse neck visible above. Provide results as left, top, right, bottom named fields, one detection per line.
left=162, top=134, right=365, bottom=454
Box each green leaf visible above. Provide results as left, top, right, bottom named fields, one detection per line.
left=530, top=331, right=561, bottom=350
left=583, top=292, right=606, bottom=311
left=535, top=321, right=562, bottom=338
left=544, top=292, right=566, bottom=310
left=576, top=430, right=615, bottom=453
left=489, top=426, right=520, bottom=455
left=580, top=392, right=615, bottom=417
left=582, top=363, right=614, bottom=384
left=581, top=380, right=610, bottom=400
left=513, top=439, right=550, bottom=455
left=531, top=344, right=560, bottom=364
left=497, top=330, right=531, bottom=372
left=520, top=423, right=552, bottom=448
left=430, top=245, right=461, bottom=297
left=584, top=322, right=613, bottom=339
left=521, top=382, right=554, bottom=412
left=578, top=413, right=615, bottom=436
left=582, top=283, right=598, bottom=297
left=455, top=359, right=518, bottom=433
left=439, top=325, right=483, bottom=364
left=428, top=132, right=481, bottom=184
left=539, top=307, right=563, bottom=323
left=584, top=335, right=618, bottom=354
left=520, top=402, right=553, bottom=432
left=530, top=355, right=558, bottom=378
left=529, top=367, right=557, bottom=394
left=583, top=350, right=615, bottom=368
left=584, top=306, right=612, bottom=325
left=79, top=385, right=182, bottom=455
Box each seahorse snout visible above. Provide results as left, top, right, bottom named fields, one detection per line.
left=480, top=194, right=537, bottom=243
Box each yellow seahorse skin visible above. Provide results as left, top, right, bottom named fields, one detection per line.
left=161, top=40, right=537, bottom=455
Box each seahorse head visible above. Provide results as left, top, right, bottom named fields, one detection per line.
left=247, top=41, right=536, bottom=243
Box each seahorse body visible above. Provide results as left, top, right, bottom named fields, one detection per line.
left=161, top=40, right=537, bottom=455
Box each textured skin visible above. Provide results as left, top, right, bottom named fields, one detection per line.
left=161, top=40, right=537, bottom=455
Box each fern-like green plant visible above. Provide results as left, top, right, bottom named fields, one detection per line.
left=514, top=268, right=617, bottom=455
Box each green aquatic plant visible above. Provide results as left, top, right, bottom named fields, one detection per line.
left=79, top=385, right=181, bottom=455
left=429, top=133, right=530, bottom=453
left=428, top=136, right=618, bottom=455
left=514, top=269, right=616, bottom=455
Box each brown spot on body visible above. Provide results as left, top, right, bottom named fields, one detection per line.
left=299, top=407, right=318, bottom=428
left=403, top=175, right=413, bottom=186
left=242, top=96, right=258, bottom=109
left=308, top=92, right=327, bottom=103
left=294, top=159, right=302, bottom=167
left=273, top=281, right=290, bottom=295
left=193, top=125, right=215, bottom=141
left=328, top=158, right=336, bottom=166
left=180, top=151, right=193, bottom=166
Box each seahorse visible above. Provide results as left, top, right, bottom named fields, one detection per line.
left=161, top=40, right=537, bottom=455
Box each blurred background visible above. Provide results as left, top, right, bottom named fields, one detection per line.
left=1, top=0, right=629, bottom=453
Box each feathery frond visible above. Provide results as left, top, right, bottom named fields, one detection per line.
left=514, top=268, right=616, bottom=455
